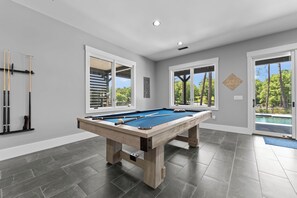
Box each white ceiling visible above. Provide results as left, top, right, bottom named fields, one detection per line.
left=11, top=0, right=297, bottom=61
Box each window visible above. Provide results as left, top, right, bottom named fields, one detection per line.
left=90, top=57, right=112, bottom=108
left=174, top=69, right=191, bottom=105
left=169, top=58, right=218, bottom=110
left=115, top=63, right=132, bottom=107
left=85, top=46, right=136, bottom=113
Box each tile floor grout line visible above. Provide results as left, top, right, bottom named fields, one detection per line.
left=194, top=140, right=217, bottom=185
left=253, top=136, right=265, bottom=198
left=30, top=169, right=35, bottom=177
left=109, top=178, right=137, bottom=195
left=52, top=184, right=78, bottom=198
left=60, top=154, right=100, bottom=169
left=272, top=145, right=297, bottom=194
left=225, top=134, right=238, bottom=198
left=188, top=134, right=228, bottom=198
left=110, top=172, right=129, bottom=191
left=39, top=186, right=46, bottom=198
left=74, top=184, right=88, bottom=198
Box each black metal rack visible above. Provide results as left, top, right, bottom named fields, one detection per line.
left=0, top=64, right=35, bottom=135
left=0, top=128, right=34, bottom=135
left=0, top=66, right=34, bottom=75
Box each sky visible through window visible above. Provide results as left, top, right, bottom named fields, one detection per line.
left=194, top=72, right=215, bottom=85
left=256, top=61, right=291, bottom=81
left=174, top=72, right=216, bottom=86
left=116, top=62, right=291, bottom=89
left=116, top=77, right=131, bottom=88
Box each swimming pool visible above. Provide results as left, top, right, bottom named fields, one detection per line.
left=256, top=114, right=292, bottom=125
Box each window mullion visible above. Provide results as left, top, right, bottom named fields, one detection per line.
left=131, top=65, right=135, bottom=107
left=112, top=60, right=116, bottom=107
left=190, top=68, right=194, bottom=106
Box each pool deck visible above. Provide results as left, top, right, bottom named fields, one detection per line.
left=256, top=122, right=291, bottom=134
left=255, top=113, right=292, bottom=135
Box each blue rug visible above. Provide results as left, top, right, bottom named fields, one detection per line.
left=263, top=137, right=297, bottom=149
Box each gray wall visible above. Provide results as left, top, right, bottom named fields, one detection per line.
left=155, top=28, right=297, bottom=128
left=2, top=0, right=297, bottom=150
left=0, top=0, right=156, bottom=149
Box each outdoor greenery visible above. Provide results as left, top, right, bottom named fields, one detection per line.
left=174, top=73, right=215, bottom=106
left=116, top=87, right=131, bottom=106
left=256, top=68, right=291, bottom=114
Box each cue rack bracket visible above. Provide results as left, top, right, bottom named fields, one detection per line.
left=0, top=51, right=35, bottom=135
left=0, top=67, right=35, bottom=75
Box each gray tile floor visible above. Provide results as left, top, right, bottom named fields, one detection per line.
left=1, top=129, right=297, bottom=198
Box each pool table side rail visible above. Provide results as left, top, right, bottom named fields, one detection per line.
left=78, top=120, right=142, bottom=149
left=78, top=110, right=211, bottom=138
left=77, top=110, right=211, bottom=150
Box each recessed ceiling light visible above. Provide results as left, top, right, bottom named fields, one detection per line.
left=153, top=20, right=160, bottom=27
left=177, top=41, right=183, bottom=46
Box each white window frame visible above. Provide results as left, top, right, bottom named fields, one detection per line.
left=169, top=57, right=219, bottom=110
left=85, top=45, right=136, bottom=113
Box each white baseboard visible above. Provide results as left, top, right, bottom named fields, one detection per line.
left=0, top=132, right=98, bottom=161
left=200, top=123, right=251, bottom=135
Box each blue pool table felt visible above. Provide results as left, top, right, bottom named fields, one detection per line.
left=101, top=109, right=199, bottom=129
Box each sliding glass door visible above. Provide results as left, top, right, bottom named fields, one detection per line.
left=252, top=52, right=295, bottom=138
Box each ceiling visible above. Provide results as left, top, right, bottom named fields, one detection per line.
left=11, top=0, right=297, bottom=61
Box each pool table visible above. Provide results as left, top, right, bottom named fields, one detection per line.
left=77, top=108, right=211, bottom=188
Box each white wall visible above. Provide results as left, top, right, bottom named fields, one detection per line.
left=0, top=0, right=156, bottom=149
left=155, top=28, right=297, bottom=128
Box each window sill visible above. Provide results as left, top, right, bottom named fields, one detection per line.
left=86, top=106, right=136, bottom=114
left=170, top=105, right=218, bottom=111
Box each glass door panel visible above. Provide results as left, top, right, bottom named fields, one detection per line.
left=254, top=55, right=293, bottom=136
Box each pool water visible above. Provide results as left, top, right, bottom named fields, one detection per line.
left=256, top=115, right=292, bottom=125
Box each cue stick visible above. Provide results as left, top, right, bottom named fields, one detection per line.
left=7, top=51, right=11, bottom=132
left=114, top=114, right=170, bottom=125
left=28, top=56, right=32, bottom=129
left=93, top=112, right=159, bottom=120
left=2, top=50, right=6, bottom=133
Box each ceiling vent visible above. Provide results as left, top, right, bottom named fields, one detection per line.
left=178, top=46, right=188, bottom=51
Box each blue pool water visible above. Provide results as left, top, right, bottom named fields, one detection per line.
left=256, top=115, right=292, bottom=125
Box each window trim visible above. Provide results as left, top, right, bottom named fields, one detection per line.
left=169, top=57, right=219, bottom=110
left=85, top=45, right=136, bottom=113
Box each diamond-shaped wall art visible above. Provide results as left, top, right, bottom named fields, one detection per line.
left=223, top=73, right=242, bottom=91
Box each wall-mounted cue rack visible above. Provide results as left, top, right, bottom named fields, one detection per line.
left=0, top=50, right=34, bottom=135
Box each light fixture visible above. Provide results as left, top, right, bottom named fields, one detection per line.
left=153, top=20, right=160, bottom=27
left=177, top=41, right=183, bottom=46
left=178, top=46, right=189, bottom=51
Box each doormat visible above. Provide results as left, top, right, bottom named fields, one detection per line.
left=263, top=137, right=297, bottom=149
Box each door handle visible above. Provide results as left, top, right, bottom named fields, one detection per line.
left=252, top=99, right=255, bottom=107
left=293, top=102, right=295, bottom=108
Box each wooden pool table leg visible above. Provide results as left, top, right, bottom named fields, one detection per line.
left=188, top=125, right=199, bottom=148
left=106, top=138, right=122, bottom=164
left=143, top=145, right=166, bottom=189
